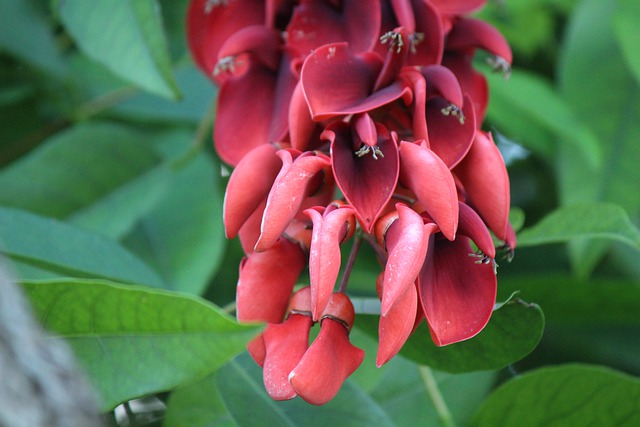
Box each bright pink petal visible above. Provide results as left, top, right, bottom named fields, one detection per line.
left=224, top=144, right=281, bottom=238
left=398, top=141, right=459, bottom=240
left=186, top=0, right=264, bottom=79
left=255, top=150, right=331, bottom=252
left=377, top=282, right=418, bottom=366
left=328, top=121, right=399, bottom=233
left=454, top=131, right=510, bottom=240
left=305, top=206, right=356, bottom=320
left=418, top=235, right=497, bottom=346
left=263, top=314, right=313, bottom=400
left=289, top=318, right=364, bottom=405
left=426, top=93, right=477, bottom=168
left=236, top=238, right=306, bottom=323
left=287, top=0, right=381, bottom=55
left=380, top=204, right=436, bottom=315
left=301, top=43, right=410, bottom=120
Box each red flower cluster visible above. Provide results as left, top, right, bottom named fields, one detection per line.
left=187, top=0, right=516, bottom=405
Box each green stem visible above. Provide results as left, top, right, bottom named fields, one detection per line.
left=419, top=365, right=457, bottom=427
left=338, top=234, right=363, bottom=293
left=170, top=99, right=217, bottom=171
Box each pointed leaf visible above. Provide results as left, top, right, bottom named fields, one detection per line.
left=57, top=0, right=180, bottom=98
left=20, top=279, right=260, bottom=411
left=472, top=365, right=640, bottom=426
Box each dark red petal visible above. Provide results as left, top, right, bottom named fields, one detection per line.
left=255, top=151, right=331, bottom=252
left=421, top=65, right=464, bottom=107
left=381, top=204, right=435, bottom=315
left=262, top=314, right=313, bottom=400
left=187, top=0, right=264, bottom=78
left=426, top=94, right=477, bottom=168
left=305, top=206, right=356, bottom=320
left=301, top=43, right=410, bottom=120
left=289, top=82, right=317, bottom=152
left=418, top=235, right=497, bottom=346
left=458, top=201, right=495, bottom=259
left=429, top=0, right=485, bottom=16
left=329, top=122, right=399, bottom=233
left=443, top=54, right=488, bottom=123
left=454, top=131, right=510, bottom=240
left=217, top=25, right=282, bottom=71
left=289, top=319, right=364, bottom=405
left=377, top=282, right=418, bottom=367
left=408, top=0, right=444, bottom=66
left=236, top=238, right=306, bottom=323
left=398, top=141, right=459, bottom=240
left=446, top=18, right=512, bottom=64
left=287, top=0, right=381, bottom=55
left=224, top=144, right=281, bottom=238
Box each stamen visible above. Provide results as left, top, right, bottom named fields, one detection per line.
left=409, top=32, right=425, bottom=54
left=204, top=0, right=228, bottom=14
left=487, top=55, right=511, bottom=79
left=440, top=103, right=465, bottom=124
left=469, top=250, right=498, bottom=275
left=498, top=243, right=515, bottom=262
left=213, top=56, right=236, bottom=76
left=380, top=31, right=404, bottom=53
left=355, top=144, right=385, bottom=160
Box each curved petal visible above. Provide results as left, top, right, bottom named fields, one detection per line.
left=329, top=122, right=399, bottom=232
left=301, top=43, right=410, bottom=120
left=408, top=0, right=444, bottom=66
left=289, top=81, right=318, bottom=152
left=426, top=93, right=477, bottom=168
left=263, top=314, right=313, bottom=400
left=187, top=0, right=265, bottom=79
left=217, top=25, right=282, bottom=71
left=236, top=238, right=306, bottom=323
left=224, top=144, right=281, bottom=238
left=247, top=333, right=266, bottom=367
left=238, top=198, right=266, bottom=255
left=429, top=0, right=486, bottom=16
left=443, top=53, right=488, bottom=123
left=418, top=235, right=497, bottom=346
left=377, top=282, right=418, bottom=367
left=305, top=206, right=356, bottom=320
left=398, top=141, right=459, bottom=240
left=289, top=318, right=364, bottom=405
left=255, top=150, right=331, bottom=251
left=287, top=0, right=381, bottom=55
left=454, top=131, right=510, bottom=240
left=458, top=202, right=495, bottom=259
left=446, top=18, right=512, bottom=64
left=380, top=204, right=436, bottom=315
left=421, top=65, right=464, bottom=107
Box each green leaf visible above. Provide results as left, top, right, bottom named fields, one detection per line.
left=123, top=148, right=225, bottom=295
left=0, top=207, right=165, bottom=287
left=517, top=203, right=640, bottom=249
left=57, top=0, right=180, bottom=99
left=0, top=0, right=66, bottom=75
left=21, top=279, right=260, bottom=411
left=614, top=0, right=640, bottom=87
left=357, top=299, right=544, bottom=373
left=558, top=0, right=640, bottom=276
left=486, top=68, right=600, bottom=166
left=0, top=121, right=169, bottom=238
left=213, top=353, right=395, bottom=427
left=472, top=364, right=640, bottom=426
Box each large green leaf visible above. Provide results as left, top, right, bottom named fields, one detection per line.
left=614, top=0, right=640, bottom=87
left=0, top=207, right=165, bottom=287
left=557, top=0, right=640, bottom=276
left=0, top=121, right=169, bottom=237
left=123, top=138, right=225, bottom=295
left=57, top=0, right=179, bottom=99
left=472, top=364, right=640, bottom=426
left=517, top=202, right=640, bottom=249
left=0, top=0, right=66, bottom=75
left=357, top=298, right=544, bottom=373
left=21, top=279, right=260, bottom=411
left=214, top=353, right=395, bottom=427
left=486, top=68, right=600, bottom=166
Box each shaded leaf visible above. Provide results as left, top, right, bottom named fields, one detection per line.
left=214, top=353, right=395, bottom=427
left=21, top=279, right=260, bottom=411
left=614, top=0, right=640, bottom=88
left=517, top=203, right=640, bottom=249
left=57, top=0, right=180, bottom=98
left=358, top=299, right=544, bottom=373
left=0, top=207, right=165, bottom=287
left=472, top=364, right=640, bottom=426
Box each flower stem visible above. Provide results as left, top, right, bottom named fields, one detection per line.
left=419, top=365, right=457, bottom=427
left=171, top=99, right=217, bottom=170
left=338, top=234, right=363, bottom=293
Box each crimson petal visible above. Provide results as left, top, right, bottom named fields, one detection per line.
left=418, top=235, right=497, bottom=346
left=289, top=319, right=364, bottom=405
left=377, top=282, right=418, bottom=367
left=328, top=121, right=399, bottom=232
